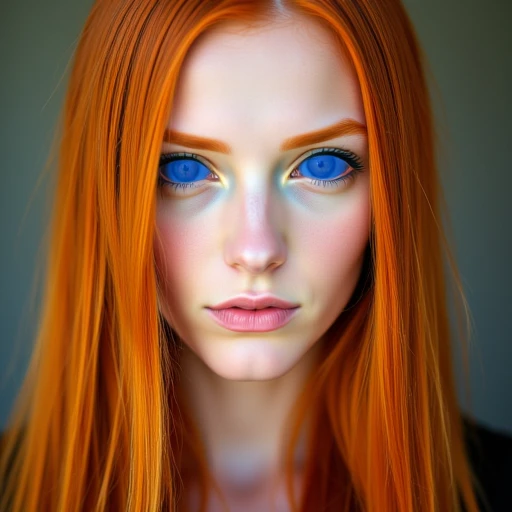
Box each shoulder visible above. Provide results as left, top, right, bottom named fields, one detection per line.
left=463, top=417, right=512, bottom=512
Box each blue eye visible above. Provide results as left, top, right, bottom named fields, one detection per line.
left=159, top=154, right=212, bottom=187
left=298, top=152, right=349, bottom=180
left=293, top=148, right=363, bottom=188
left=157, top=148, right=363, bottom=195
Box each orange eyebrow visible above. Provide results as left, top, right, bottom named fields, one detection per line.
left=163, top=129, right=232, bottom=154
left=280, top=119, right=367, bottom=151
left=163, top=118, right=366, bottom=155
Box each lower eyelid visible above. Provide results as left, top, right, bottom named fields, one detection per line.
left=309, top=172, right=354, bottom=187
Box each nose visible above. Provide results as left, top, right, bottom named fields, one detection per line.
left=223, top=187, right=287, bottom=275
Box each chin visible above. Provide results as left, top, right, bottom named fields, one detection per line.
left=210, top=363, right=290, bottom=382
left=200, top=339, right=309, bottom=381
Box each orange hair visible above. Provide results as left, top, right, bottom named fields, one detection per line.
left=0, top=0, right=483, bottom=510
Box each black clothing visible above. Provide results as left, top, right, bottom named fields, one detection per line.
left=464, top=419, right=512, bottom=511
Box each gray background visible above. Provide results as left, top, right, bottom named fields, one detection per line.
left=1, top=0, right=511, bottom=433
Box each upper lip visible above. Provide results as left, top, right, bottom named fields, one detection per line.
left=208, top=294, right=300, bottom=310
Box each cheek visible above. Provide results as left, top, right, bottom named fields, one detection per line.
left=294, top=190, right=370, bottom=303
left=154, top=187, right=221, bottom=268
left=154, top=204, right=213, bottom=313
left=317, top=210, right=369, bottom=271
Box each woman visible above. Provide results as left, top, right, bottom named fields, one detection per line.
left=1, top=0, right=510, bottom=510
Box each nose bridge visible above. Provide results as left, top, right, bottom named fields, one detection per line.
left=224, top=175, right=286, bottom=274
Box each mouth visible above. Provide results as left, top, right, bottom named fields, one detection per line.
left=228, top=306, right=289, bottom=310
left=205, top=305, right=300, bottom=332
left=209, top=294, right=300, bottom=311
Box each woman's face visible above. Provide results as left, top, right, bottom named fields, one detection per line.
left=155, top=14, right=370, bottom=380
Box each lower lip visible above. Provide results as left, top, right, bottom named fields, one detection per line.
left=206, top=307, right=299, bottom=332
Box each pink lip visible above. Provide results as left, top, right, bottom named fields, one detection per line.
left=206, top=294, right=300, bottom=332
left=209, top=294, right=299, bottom=311
left=206, top=307, right=299, bottom=332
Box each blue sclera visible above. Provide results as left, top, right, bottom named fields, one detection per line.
left=298, top=154, right=350, bottom=180
left=160, top=159, right=210, bottom=183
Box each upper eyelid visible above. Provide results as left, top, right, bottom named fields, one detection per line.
left=290, top=146, right=361, bottom=164
left=160, top=152, right=211, bottom=164
left=159, top=152, right=219, bottom=174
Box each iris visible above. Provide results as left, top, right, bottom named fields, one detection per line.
left=298, top=153, right=349, bottom=180
left=160, top=158, right=210, bottom=183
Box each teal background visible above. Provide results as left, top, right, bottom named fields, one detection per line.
left=1, top=0, right=511, bottom=432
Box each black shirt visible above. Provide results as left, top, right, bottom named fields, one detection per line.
left=464, top=419, right=512, bottom=511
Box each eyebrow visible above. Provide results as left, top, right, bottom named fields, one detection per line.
left=162, top=118, right=367, bottom=154
left=280, top=119, right=367, bottom=151
left=163, top=129, right=232, bottom=154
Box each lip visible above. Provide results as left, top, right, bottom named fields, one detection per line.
left=209, top=294, right=300, bottom=311
left=206, top=294, right=300, bottom=332
left=206, top=307, right=299, bottom=332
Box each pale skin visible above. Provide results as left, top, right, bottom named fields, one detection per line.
left=155, top=12, right=370, bottom=512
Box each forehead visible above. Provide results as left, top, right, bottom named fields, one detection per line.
left=169, top=14, right=365, bottom=150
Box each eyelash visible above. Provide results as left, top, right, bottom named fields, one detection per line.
left=157, top=148, right=364, bottom=192
left=157, top=153, right=214, bottom=192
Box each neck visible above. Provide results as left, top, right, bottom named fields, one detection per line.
left=178, top=342, right=321, bottom=494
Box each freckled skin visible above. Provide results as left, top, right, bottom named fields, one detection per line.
left=155, top=16, right=370, bottom=382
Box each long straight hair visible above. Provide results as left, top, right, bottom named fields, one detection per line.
left=1, top=0, right=482, bottom=510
